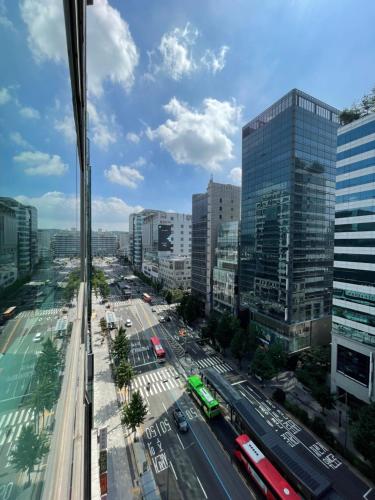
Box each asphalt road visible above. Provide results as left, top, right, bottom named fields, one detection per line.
left=106, top=276, right=255, bottom=500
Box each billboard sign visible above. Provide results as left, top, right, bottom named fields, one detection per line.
left=158, top=224, right=173, bottom=251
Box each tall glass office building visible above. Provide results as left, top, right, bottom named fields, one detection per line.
left=331, top=113, right=375, bottom=403
left=240, top=89, right=339, bottom=352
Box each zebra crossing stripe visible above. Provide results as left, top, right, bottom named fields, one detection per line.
left=15, top=426, right=22, bottom=441
left=155, top=382, right=162, bottom=393
left=4, top=413, right=12, bottom=427
left=7, top=427, right=17, bottom=444
left=0, top=414, right=6, bottom=427
left=16, top=409, right=25, bottom=425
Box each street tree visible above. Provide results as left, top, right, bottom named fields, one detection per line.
left=215, top=312, right=236, bottom=352
left=230, top=328, right=247, bottom=368
left=268, top=342, right=287, bottom=373
left=116, top=361, right=133, bottom=401
left=35, top=338, right=60, bottom=383
left=112, top=327, right=130, bottom=365
left=31, top=378, right=59, bottom=428
left=202, top=312, right=219, bottom=342
left=10, top=425, right=49, bottom=485
left=312, top=386, right=335, bottom=415
left=250, top=347, right=276, bottom=381
left=121, top=390, right=148, bottom=437
left=165, top=290, right=173, bottom=305
left=352, top=402, right=375, bottom=470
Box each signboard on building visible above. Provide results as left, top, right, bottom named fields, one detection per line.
left=158, top=225, right=172, bottom=251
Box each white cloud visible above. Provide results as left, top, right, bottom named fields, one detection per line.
left=126, top=132, right=140, bottom=144
left=0, top=0, right=14, bottom=30
left=104, top=165, right=144, bottom=189
left=20, top=0, right=139, bottom=96
left=147, top=97, right=242, bottom=171
left=157, top=23, right=198, bottom=80
left=15, top=191, right=143, bottom=230
left=87, top=101, right=117, bottom=149
left=54, top=114, right=76, bottom=143
left=132, top=156, right=146, bottom=168
left=0, top=87, right=11, bottom=105
left=10, top=131, right=32, bottom=149
left=147, top=23, right=229, bottom=80
left=229, top=167, right=241, bottom=185
left=201, top=46, right=229, bottom=74
left=19, top=106, right=40, bottom=119
left=14, top=150, right=68, bottom=176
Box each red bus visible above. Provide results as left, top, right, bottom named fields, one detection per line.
left=234, top=434, right=300, bottom=500
left=143, top=293, right=152, bottom=303
left=150, top=336, right=165, bottom=361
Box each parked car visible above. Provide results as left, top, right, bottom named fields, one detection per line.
left=125, top=319, right=132, bottom=327
left=172, top=409, right=188, bottom=432
left=33, top=332, right=42, bottom=343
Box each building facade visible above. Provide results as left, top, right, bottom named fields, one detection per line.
left=51, top=230, right=80, bottom=258
left=192, top=180, right=241, bottom=315
left=0, top=198, right=38, bottom=277
left=0, top=202, right=18, bottom=289
left=141, top=211, right=192, bottom=281
left=331, top=113, right=375, bottom=403
left=129, top=212, right=147, bottom=270
left=91, top=230, right=118, bottom=257
left=213, top=221, right=239, bottom=315
left=240, top=89, right=339, bottom=352
left=159, top=255, right=191, bottom=291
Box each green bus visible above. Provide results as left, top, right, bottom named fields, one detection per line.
left=187, top=375, right=220, bottom=419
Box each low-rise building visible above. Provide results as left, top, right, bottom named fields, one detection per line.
left=159, top=255, right=191, bottom=291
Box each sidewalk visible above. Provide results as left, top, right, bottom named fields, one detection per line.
left=91, top=324, right=134, bottom=499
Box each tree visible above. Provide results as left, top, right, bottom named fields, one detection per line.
left=63, top=270, right=80, bottom=302
left=215, top=312, right=239, bottom=352
left=312, top=386, right=335, bottom=415
left=177, top=294, right=201, bottom=324
left=268, top=342, right=287, bottom=372
left=116, top=361, right=133, bottom=401
left=272, top=388, right=286, bottom=405
left=112, top=327, right=130, bottom=365
left=121, top=390, right=148, bottom=436
left=34, top=338, right=61, bottom=383
left=352, top=403, right=375, bottom=470
left=230, top=328, right=248, bottom=368
left=165, top=290, right=173, bottom=305
left=250, top=347, right=276, bottom=381
left=340, top=107, right=362, bottom=125
left=99, top=317, right=107, bottom=332
left=201, top=312, right=219, bottom=342
left=32, top=378, right=59, bottom=428
left=247, top=322, right=259, bottom=354
left=10, top=425, right=49, bottom=485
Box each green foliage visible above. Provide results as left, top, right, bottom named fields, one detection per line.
left=92, top=268, right=109, bottom=299
left=63, top=270, right=80, bottom=302
left=230, top=327, right=249, bottom=367
left=284, top=400, right=310, bottom=425
left=312, top=386, right=335, bottom=414
left=339, top=86, right=375, bottom=125
left=165, top=290, right=173, bottom=305
left=352, top=403, right=375, bottom=470
left=201, top=312, right=219, bottom=342
left=250, top=347, right=276, bottom=380
left=121, top=390, right=148, bottom=433
left=99, top=317, right=107, bottom=332
left=247, top=322, right=259, bottom=354
left=116, top=361, right=133, bottom=392
left=215, top=312, right=236, bottom=350
left=32, top=338, right=61, bottom=426
left=272, top=388, right=286, bottom=405
left=177, top=294, right=201, bottom=324
left=268, top=342, right=287, bottom=372
left=112, top=327, right=130, bottom=365
left=10, top=425, right=49, bottom=483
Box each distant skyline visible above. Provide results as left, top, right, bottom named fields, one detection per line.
left=0, top=0, right=374, bottom=230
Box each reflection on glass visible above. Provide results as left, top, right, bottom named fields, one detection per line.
left=0, top=4, right=79, bottom=497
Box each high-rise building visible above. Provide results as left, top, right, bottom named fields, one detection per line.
left=192, top=180, right=241, bottom=315
left=213, top=221, right=239, bottom=315
left=91, top=231, right=118, bottom=257
left=331, top=112, right=375, bottom=403
left=0, top=197, right=38, bottom=277
left=51, top=230, right=119, bottom=258
left=240, top=89, right=339, bottom=352
left=129, top=211, right=151, bottom=269
left=0, top=201, right=18, bottom=289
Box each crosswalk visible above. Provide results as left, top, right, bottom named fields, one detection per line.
left=195, top=356, right=233, bottom=374
left=0, top=408, right=35, bottom=446
left=17, top=308, right=61, bottom=319
left=131, top=367, right=184, bottom=398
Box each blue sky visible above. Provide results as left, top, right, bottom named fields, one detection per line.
left=0, top=0, right=374, bottom=230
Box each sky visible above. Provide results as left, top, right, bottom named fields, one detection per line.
left=0, top=0, right=374, bottom=230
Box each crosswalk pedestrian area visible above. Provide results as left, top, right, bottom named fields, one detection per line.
left=195, top=356, right=232, bottom=374
left=0, top=408, right=35, bottom=446
left=17, top=308, right=61, bottom=319
left=131, top=367, right=183, bottom=398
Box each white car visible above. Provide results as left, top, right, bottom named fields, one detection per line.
left=125, top=319, right=132, bottom=327
left=33, top=332, right=42, bottom=342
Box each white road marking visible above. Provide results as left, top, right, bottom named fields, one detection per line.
left=176, top=433, right=184, bottom=450
left=197, top=476, right=208, bottom=499
left=169, top=461, right=178, bottom=480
